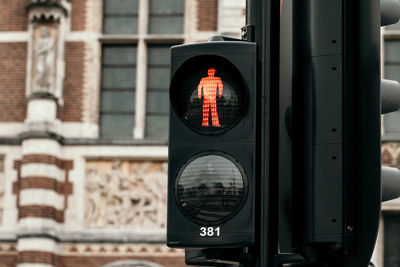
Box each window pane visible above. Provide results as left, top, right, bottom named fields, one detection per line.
left=147, top=67, right=169, bottom=89
left=101, top=91, right=135, bottom=112
left=103, top=47, right=137, bottom=65
left=149, top=16, right=183, bottom=34
left=104, top=0, right=139, bottom=15
left=148, top=46, right=170, bottom=65
left=146, top=115, right=169, bottom=138
left=150, top=0, right=184, bottom=14
left=146, top=91, right=169, bottom=113
left=101, top=114, right=134, bottom=138
left=100, top=45, right=137, bottom=139
left=102, top=67, right=136, bottom=88
left=104, top=17, right=138, bottom=34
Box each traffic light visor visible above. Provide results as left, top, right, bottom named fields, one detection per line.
left=170, top=55, right=247, bottom=134
left=175, top=153, right=248, bottom=224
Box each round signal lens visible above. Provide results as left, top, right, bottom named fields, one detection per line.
left=175, top=154, right=247, bottom=224
left=170, top=55, right=247, bottom=134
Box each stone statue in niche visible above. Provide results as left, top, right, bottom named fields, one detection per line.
left=85, top=161, right=167, bottom=229
left=33, top=25, right=55, bottom=93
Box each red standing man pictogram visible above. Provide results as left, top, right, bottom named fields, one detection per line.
left=197, top=68, right=223, bottom=127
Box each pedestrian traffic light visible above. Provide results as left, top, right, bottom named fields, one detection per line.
left=167, top=41, right=258, bottom=248
left=291, top=0, right=400, bottom=266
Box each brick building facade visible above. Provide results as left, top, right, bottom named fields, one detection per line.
left=0, top=0, right=398, bottom=267
left=0, top=0, right=245, bottom=266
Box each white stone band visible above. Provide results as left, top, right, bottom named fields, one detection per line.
left=21, top=164, right=65, bottom=182
left=22, top=139, right=61, bottom=157
left=17, top=237, right=59, bottom=253
left=18, top=217, right=60, bottom=231
left=20, top=189, right=64, bottom=211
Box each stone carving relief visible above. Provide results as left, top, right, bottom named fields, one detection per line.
left=26, top=0, right=70, bottom=101
left=382, top=142, right=400, bottom=168
left=32, top=25, right=56, bottom=93
left=85, top=161, right=167, bottom=229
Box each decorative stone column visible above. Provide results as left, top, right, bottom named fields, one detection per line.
left=14, top=1, right=72, bottom=267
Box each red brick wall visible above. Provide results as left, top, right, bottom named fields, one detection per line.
left=0, top=0, right=29, bottom=31
left=70, top=0, right=87, bottom=31
left=0, top=43, right=27, bottom=122
left=19, top=205, right=65, bottom=222
left=18, top=251, right=56, bottom=265
left=62, top=42, right=85, bottom=122
left=0, top=255, right=17, bottom=267
left=197, top=0, right=218, bottom=31
left=0, top=254, right=188, bottom=267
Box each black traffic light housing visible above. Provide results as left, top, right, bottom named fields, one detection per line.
left=290, top=0, right=400, bottom=266
left=167, top=41, right=258, bottom=248
left=291, top=0, right=381, bottom=265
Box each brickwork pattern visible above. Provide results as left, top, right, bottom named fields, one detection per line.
left=0, top=255, right=17, bottom=267
left=1, top=242, right=186, bottom=267
left=62, top=42, right=85, bottom=122
left=19, top=205, right=65, bottom=222
left=197, top=0, right=218, bottom=31
left=15, top=177, right=72, bottom=194
left=22, top=154, right=73, bottom=169
left=59, top=256, right=186, bottom=267
left=70, top=0, right=87, bottom=31
left=18, top=251, right=56, bottom=265
left=1, top=254, right=187, bottom=267
left=0, top=0, right=29, bottom=31
left=13, top=155, right=73, bottom=222
left=0, top=43, right=27, bottom=122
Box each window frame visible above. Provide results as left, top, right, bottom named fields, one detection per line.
left=100, top=0, right=185, bottom=141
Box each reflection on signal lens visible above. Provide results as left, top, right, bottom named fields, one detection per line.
left=175, top=155, right=245, bottom=223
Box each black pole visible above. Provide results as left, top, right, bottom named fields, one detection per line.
left=246, top=0, right=280, bottom=266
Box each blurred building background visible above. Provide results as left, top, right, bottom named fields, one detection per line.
left=0, top=0, right=398, bottom=267
left=0, top=0, right=245, bottom=266
left=377, top=20, right=400, bottom=267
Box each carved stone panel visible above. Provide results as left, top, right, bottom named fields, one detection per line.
left=382, top=142, right=400, bottom=168
left=26, top=0, right=70, bottom=101
left=31, top=23, right=58, bottom=95
left=85, top=161, right=167, bottom=229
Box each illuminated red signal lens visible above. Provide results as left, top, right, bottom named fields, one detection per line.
left=170, top=56, right=246, bottom=134
left=198, top=68, right=223, bottom=127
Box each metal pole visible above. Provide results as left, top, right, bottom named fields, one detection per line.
left=246, top=0, right=280, bottom=266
